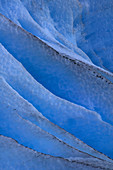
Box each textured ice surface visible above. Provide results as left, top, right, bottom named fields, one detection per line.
left=0, top=0, right=113, bottom=169
left=1, top=75, right=102, bottom=159
left=0, top=0, right=113, bottom=72
left=78, top=0, right=113, bottom=72
left=0, top=14, right=113, bottom=125
left=0, top=0, right=91, bottom=63
left=0, top=42, right=113, bottom=160
left=1, top=136, right=113, bottom=170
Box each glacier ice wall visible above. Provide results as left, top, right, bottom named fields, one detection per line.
left=0, top=0, right=113, bottom=169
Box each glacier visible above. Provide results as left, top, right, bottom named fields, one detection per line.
left=0, top=0, right=113, bottom=169
left=1, top=135, right=113, bottom=170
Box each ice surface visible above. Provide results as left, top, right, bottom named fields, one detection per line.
left=0, top=0, right=113, bottom=73
left=1, top=76, right=97, bottom=159
left=1, top=75, right=113, bottom=166
left=1, top=135, right=113, bottom=170
left=0, top=14, right=113, bottom=113
left=0, top=42, right=113, bottom=159
left=0, top=14, right=113, bottom=125
left=78, top=0, right=113, bottom=72
left=0, top=0, right=113, bottom=168
left=0, top=0, right=91, bottom=63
